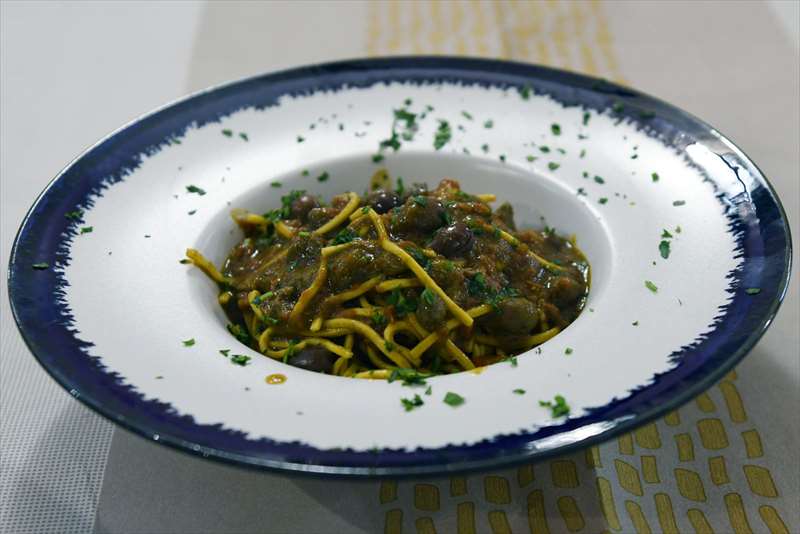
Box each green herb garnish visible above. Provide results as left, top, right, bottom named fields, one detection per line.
left=239, top=132, right=249, bottom=141
left=182, top=338, right=195, bottom=347
left=388, top=289, right=417, bottom=317
left=526, top=155, right=537, bottom=162
left=65, top=210, right=83, bottom=220
left=565, top=347, right=573, bottom=355
left=539, top=395, right=570, bottom=417
left=598, top=198, right=608, bottom=205
left=433, top=120, right=452, bottom=150
left=420, top=287, right=436, bottom=306
left=461, top=111, right=474, bottom=120
left=221, top=129, right=233, bottom=137
left=651, top=172, right=660, bottom=182
left=548, top=162, right=560, bottom=171
left=443, top=392, right=465, bottom=407
left=481, top=143, right=489, bottom=153
left=271, top=182, right=282, bottom=188
left=31, top=262, right=49, bottom=270
left=582, top=111, right=590, bottom=126
left=659, top=240, right=671, bottom=259
left=519, top=85, right=532, bottom=100
left=593, top=176, right=605, bottom=184
left=645, top=280, right=658, bottom=293
left=296, top=136, right=305, bottom=143
left=483, top=119, right=494, bottom=129
left=401, top=394, right=424, bottom=412
left=673, top=200, right=686, bottom=206
left=230, top=354, right=251, bottom=366
left=579, top=149, right=586, bottom=158
left=388, top=368, right=430, bottom=386
left=513, top=389, right=526, bottom=395
left=372, top=154, right=385, bottom=163
left=467, top=272, right=488, bottom=296
left=317, top=172, right=330, bottom=183
left=80, top=226, right=93, bottom=234
left=219, top=349, right=230, bottom=357
left=539, top=146, right=550, bottom=153
left=396, top=177, right=405, bottom=196
left=551, top=123, right=561, bottom=136
left=186, top=185, right=206, bottom=195
left=745, top=287, right=761, bottom=295
left=371, top=311, right=387, bottom=327
left=227, top=323, right=251, bottom=344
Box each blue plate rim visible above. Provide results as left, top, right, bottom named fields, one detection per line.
left=6, top=56, right=793, bottom=477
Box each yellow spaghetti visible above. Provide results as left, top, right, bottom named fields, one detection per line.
left=187, top=176, right=589, bottom=377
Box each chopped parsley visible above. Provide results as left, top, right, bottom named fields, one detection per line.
left=396, top=177, right=405, bottom=196
left=384, top=340, right=395, bottom=351
left=651, top=172, right=660, bottom=182
left=467, top=272, right=488, bottom=296
left=266, top=189, right=306, bottom=220
left=513, top=389, right=526, bottom=395
left=548, top=162, right=560, bottom=171
left=188, top=209, right=197, bottom=215
left=270, top=182, right=282, bottom=188
left=745, top=287, right=761, bottom=295
left=673, top=200, right=686, bottom=206
left=31, top=262, right=49, bottom=270
left=221, top=129, right=233, bottom=137
left=65, top=210, right=83, bottom=220
left=179, top=259, right=191, bottom=264
left=551, top=123, right=561, bottom=136
left=186, top=185, right=206, bottom=195
left=371, top=154, right=385, bottom=163
left=412, top=195, right=428, bottom=207
left=219, top=349, right=230, bottom=357
left=645, top=280, right=658, bottom=293
left=296, top=136, right=305, bottom=143
left=301, top=169, right=310, bottom=177
left=539, top=146, right=550, bottom=153
left=80, top=226, right=93, bottom=234
left=659, top=240, right=671, bottom=259
left=526, top=155, right=537, bottom=162
left=499, top=154, right=506, bottom=163
left=483, top=119, right=494, bottom=129
left=661, top=229, right=673, bottom=239
left=593, top=176, right=605, bottom=184
left=317, top=172, right=330, bottom=183
left=230, top=354, right=251, bottom=366
left=227, top=323, right=251, bottom=344
left=539, top=395, right=570, bottom=417
left=371, top=311, right=387, bottom=328
left=443, top=392, right=465, bottom=407
left=481, top=143, right=489, bottom=153
left=182, top=338, right=195, bottom=347
left=433, top=120, right=452, bottom=150
left=507, top=356, right=518, bottom=367
left=631, top=153, right=639, bottom=159
left=598, top=198, right=608, bottom=205
left=565, top=347, right=573, bottom=355
left=420, top=287, right=436, bottom=306
left=331, top=228, right=357, bottom=245
left=239, top=132, right=249, bottom=141
left=582, top=111, right=591, bottom=126
left=388, top=289, right=417, bottom=317
left=425, top=386, right=432, bottom=396
left=519, top=85, right=532, bottom=100
left=611, top=101, right=624, bottom=114
left=579, top=149, right=586, bottom=158
left=401, top=394, right=424, bottom=412
left=632, top=321, right=639, bottom=326
left=388, top=368, right=430, bottom=386
left=298, top=231, right=311, bottom=238
left=461, top=111, right=474, bottom=120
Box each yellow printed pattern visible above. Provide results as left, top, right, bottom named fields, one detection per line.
left=367, top=1, right=789, bottom=532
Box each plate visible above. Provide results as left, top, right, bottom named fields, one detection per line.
left=8, top=57, right=792, bottom=477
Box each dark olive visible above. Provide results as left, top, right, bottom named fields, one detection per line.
left=403, top=198, right=445, bottom=233
left=549, top=276, right=585, bottom=306
left=367, top=189, right=401, bottom=214
left=290, top=194, right=319, bottom=221
left=482, top=297, right=539, bottom=335
left=289, top=346, right=335, bottom=373
left=429, top=222, right=474, bottom=257
left=417, top=292, right=446, bottom=330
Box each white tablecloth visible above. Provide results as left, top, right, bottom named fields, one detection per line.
left=1, top=1, right=797, bottom=533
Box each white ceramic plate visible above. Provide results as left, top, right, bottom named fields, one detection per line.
left=8, top=58, right=791, bottom=476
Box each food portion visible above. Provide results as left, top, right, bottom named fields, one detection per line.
left=187, top=171, right=589, bottom=378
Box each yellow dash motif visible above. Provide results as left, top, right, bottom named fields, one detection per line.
left=557, top=496, right=586, bottom=532
left=674, top=468, right=707, bottom=502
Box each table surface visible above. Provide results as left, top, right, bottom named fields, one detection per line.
left=1, top=1, right=798, bottom=533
